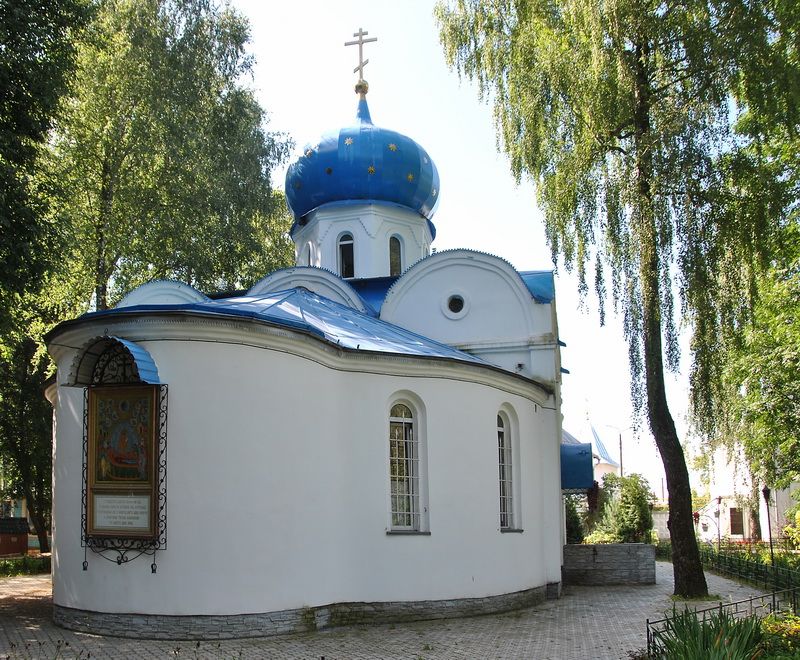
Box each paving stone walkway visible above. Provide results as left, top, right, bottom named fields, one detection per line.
left=0, top=562, right=768, bottom=659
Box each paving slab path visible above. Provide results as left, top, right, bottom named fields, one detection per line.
left=0, top=562, right=768, bottom=659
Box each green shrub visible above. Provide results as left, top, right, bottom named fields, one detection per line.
left=584, top=528, right=620, bottom=544
left=584, top=474, right=654, bottom=544
left=760, top=612, right=800, bottom=657
left=615, top=474, right=654, bottom=543
left=651, top=608, right=763, bottom=659
left=655, top=540, right=672, bottom=560
left=565, top=495, right=584, bottom=544
left=0, top=553, right=50, bottom=577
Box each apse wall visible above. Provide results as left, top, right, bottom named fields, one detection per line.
left=48, top=318, right=561, bottom=636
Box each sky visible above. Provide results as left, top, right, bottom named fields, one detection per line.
left=230, top=0, right=698, bottom=496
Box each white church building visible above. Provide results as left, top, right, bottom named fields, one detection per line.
left=44, top=67, right=572, bottom=638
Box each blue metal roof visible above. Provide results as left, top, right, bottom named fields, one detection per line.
left=67, top=335, right=162, bottom=386
left=348, top=276, right=398, bottom=315
left=518, top=271, right=555, bottom=303
left=285, top=95, right=440, bottom=223
left=114, top=337, right=161, bottom=384
left=590, top=425, right=620, bottom=467
left=80, top=288, right=489, bottom=366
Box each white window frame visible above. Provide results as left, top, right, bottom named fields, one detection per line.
left=498, top=412, right=514, bottom=529
left=389, top=403, right=419, bottom=530
left=338, top=233, right=355, bottom=279
left=389, top=235, right=403, bottom=277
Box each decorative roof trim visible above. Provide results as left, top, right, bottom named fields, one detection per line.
left=383, top=248, right=551, bottom=303
left=290, top=200, right=437, bottom=241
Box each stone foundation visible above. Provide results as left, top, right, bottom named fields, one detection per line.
left=53, top=583, right=558, bottom=639
left=562, top=543, right=656, bottom=585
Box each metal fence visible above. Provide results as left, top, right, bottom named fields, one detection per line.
left=699, top=545, right=800, bottom=591
left=646, top=588, right=799, bottom=657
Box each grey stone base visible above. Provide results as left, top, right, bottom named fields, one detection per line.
left=562, top=543, right=656, bottom=585
left=53, top=584, right=555, bottom=640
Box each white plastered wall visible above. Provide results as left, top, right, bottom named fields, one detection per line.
left=49, top=322, right=561, bottom=616
left=380, top=250, right=560, bottom=384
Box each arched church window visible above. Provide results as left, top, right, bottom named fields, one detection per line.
left=389, top=235, right=402, bottom=276
left=389, top=403, right=419, bottom=530
left=339, top=233, right=354, bottom=278
left=306, top=243, right=313, bottom=266
left=498, top=413, right=513, bottom=529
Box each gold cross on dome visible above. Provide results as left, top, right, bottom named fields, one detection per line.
left=345, top=28, right=377, bottom=82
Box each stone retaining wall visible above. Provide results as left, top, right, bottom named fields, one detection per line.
left=562, top=543, right=656, bottom=585
left=53, top=582, right=560, bottom=639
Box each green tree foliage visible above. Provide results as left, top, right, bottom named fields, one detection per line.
left=0, top=332, right=54, bottom=551
left=436, top=0, right=793, bottom=596
left=691, top=489, right=710, bottom=514
left=565, top=494, right=584, bottom=543
left=45, top=0, right=293, bottom=309
left=0, top=0, right=92, bottom=550
left=0, top=0, right=91, bottom=332
left=0, top=271, right=93, bottom=551
left=585, top=474, right=654, bottom=544
left=706, top=250, right=800, bottom=489
left=688, top=3, right=799, bottom=492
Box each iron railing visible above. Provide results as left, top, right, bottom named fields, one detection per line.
left=699, top=545, right=800, bottom=591
left=646, top=588, right=799, bottom=657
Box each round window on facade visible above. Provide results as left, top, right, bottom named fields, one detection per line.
left=442, top=292, right=469, bottom=319
left=448, top=295, right=464, bottom=313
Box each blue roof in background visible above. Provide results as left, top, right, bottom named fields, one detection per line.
left=518, top=271, right=555, bottom=303
left=349, top=276, right=398, bottom=315
left=591, top=425, right=620, bottom=467
left=77, top=288, right=489, bottom=366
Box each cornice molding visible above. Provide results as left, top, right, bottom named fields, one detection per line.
left=454, top=334, right=559, bottom=352
left=47, top=313, right=553, bottom=404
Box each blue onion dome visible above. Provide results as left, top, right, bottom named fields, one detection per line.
left=285, top=88, right=440, bottom=226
